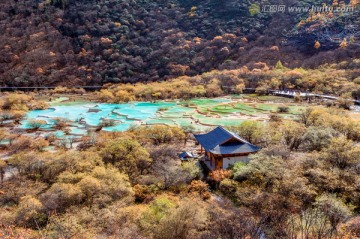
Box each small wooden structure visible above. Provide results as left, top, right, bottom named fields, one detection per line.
left=194, top=126, right=260, bottom=170
left=178, top=151, right=194, bottom=161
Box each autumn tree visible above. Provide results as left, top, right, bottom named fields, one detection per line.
left=15, top=196, right=46, bottom=228
left=154, top=199, right=207, bottom=239
left=340, top=38, right=348, bottom=48
left=319, top=136, right=360, bottom=169
left=27, top=119, right=47, bottom=130
left=0, top=160, right=6, bottom=186
left=30, top=138, right=49, bottom=152
left=152, top=158, right=196, bottom=190
left=286, top=195, right=351, bottom=239
left=337, top=92, right=354, bottom=110
left=132, top=126, right=185, bottom=145
left=280, top=120, right=306, bottom=150
left=114, top=90, right=135, bottom=103
left=303, top=126, right=339, bottom=151
left=52, top=118, right=69, bottom=130
left=275, top=60, right=286, bottom=70
left=208, top=169, right=232, bottom=189
left=188, top=180, right=210, bottom=200
left=141, top=196, right=176, bottom=231
left=42, top=165, right=133, bottom=211
left=0, top=129, right=8, bottom=144
left=205, top=204, right=261, bottom=238
left=100, top=139, right=152, bottom=178
left=205, top=79, right=223, bottom=97
left=181, top=125, right=195, bottom=145
left=315, top=194, right=352, bottom=232
left=229, top=121, right=264, bottom=144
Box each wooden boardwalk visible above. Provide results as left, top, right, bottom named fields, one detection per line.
left=271, top=90, right=360, bottom=105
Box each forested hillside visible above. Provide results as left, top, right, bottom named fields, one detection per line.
left=0, top=0, right=359, bottom=86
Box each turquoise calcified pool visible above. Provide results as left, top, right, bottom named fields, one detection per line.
left=21, top=101, right=176, bottom=130
left=19, top=96, right=306, bottom=137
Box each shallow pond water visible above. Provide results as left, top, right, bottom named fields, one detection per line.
left=19, top=96, right=307, bottom=137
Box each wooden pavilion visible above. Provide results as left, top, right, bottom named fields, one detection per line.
left=194, top=126, right=260, bottom=170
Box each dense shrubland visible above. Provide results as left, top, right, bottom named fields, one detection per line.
left=96, top=69, right=245, bottom=102
left=0, top=0, right=359, bottom=87
left=0, top=93, right=48, bottom=127
left=0, top=126, right=203, bottom=238
left=288, top=0, right=360, bottom=52
left=96, top=58, right=360, bottom=103
left=223, top=107, right=360, bottom=238
left=0, top=93, right=48, bottom=112
left=0, top=106, right=359, bottom=238
left=0, top=93, right=50, bottom=154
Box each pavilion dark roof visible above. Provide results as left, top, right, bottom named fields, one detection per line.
left=193, top=126, right=260, bottom=155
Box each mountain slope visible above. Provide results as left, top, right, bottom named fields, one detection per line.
left=0, top=0, right=359, bottom=87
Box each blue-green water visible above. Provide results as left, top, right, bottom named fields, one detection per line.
left=20, top=96, right=300, bottom=138
left=21, top=102, right=178, bottom=132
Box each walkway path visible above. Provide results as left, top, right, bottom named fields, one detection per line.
left=270, top=90, right=360, bottom=105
